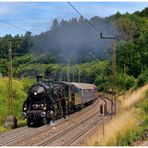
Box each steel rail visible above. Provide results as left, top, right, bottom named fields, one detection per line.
left=37, top=97, right=112, bottom=146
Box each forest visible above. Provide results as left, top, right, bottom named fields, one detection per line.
left=0, top=7, right=148, bottom=92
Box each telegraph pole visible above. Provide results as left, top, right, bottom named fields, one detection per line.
left=8, top=41, right=13, bottom=115
left=5, top=38, right=23, bottom=128
left=102, top=103, right=105, bottom=140
left=59, top=71, right=62, bottom=81
left=123, top=64, right=126, bottom=100
left=78, top=67, right=81, bottom=82
left=67, top=58, right=70, bottom=82
left=71, top=58, right=75, bottom=82
left=73, top=71, right=75, bottom=82
left=112, top=39, right=117, bottom=115
left=100, top=32, right=117, bottom=115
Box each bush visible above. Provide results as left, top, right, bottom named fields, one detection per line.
left=137, top=70, right=148, bottom=87
left=0, top=77, right=35, bottom=125
left=125, top=76, right=136, bottom=90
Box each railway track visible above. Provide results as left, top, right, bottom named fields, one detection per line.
left=1, top=96, right=113, bottom=146
left=37, top=110, right=101, bottom=146
left=1, top=99, right=99, bottom=146
left=0, top=125, right=47, bottom=146
left=37, top=96, right=112, bottom=146
left=64, top=112, right=112, bottom=146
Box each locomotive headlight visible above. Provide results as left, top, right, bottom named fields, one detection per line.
left=34, top=92, right=37, bottom=95
left=39, top=104, right=44, bottom=109
left=33, top=104, right=39, bottom=109
left=50, top=110, right=53, bottom=115
left=23, top=107, right=27, bottom=111
left=43, top=106, right=47, bottom=110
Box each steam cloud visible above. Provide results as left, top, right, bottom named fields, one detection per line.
left=31, top=16, right=118, bottom=63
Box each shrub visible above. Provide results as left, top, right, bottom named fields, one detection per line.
left=125, top=75, right=136, bottom=90
left=137, top=70, right=148, bottom=87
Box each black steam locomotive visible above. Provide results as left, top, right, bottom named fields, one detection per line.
left=22, top=78, right=97, bottom=126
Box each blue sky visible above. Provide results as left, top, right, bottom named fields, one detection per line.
left=0, top=2, right=147, bottom=37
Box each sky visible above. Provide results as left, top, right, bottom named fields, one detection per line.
left=0, top=2, right=147, bottom=37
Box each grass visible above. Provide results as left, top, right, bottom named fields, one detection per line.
left=0, top=77, right=35, bottom=133
left=0, top=119, right=26, bottom=134
left=87, top=108, right=141, bottom=146
left=121, top=84, right=148, bottom=108
left=86, top=84, right=148, bottom=146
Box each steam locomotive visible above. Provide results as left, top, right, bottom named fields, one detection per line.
left=22, top=78, right=97, bottom=126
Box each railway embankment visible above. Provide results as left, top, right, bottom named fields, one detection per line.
left=0, top=97, right=111, bottom=146
left=0, top=78, right=35, bottom=133
left=86, top=84, right=148, bottom=146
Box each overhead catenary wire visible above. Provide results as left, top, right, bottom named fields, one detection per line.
left=88, top=52, right=112, bottom=72
left=0, top=19, right=28, bottom=33
left=0, top=4, right=111, bottom=53
left=67, top=2, right=111, bottom=50
left=67, top=2, right=102, bottom=36
left=0, top=18, right=77, bottom=52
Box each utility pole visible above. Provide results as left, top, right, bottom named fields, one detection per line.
left=78, top=67, right=81, bottom=82
left=71, top=57, right=75, bottom=82
left=59, top=71, right=62, bottom=81
left=100, top=32, right=117, bottom=116
left=102, top=103, right=105, bottom=140
left=67, top=58, right=70, bottom=82
left=8, top=41, right=13, bottom=115
left=100, top=98, right=107, bottom=140
left=123, top=64, right=126, bottom=100
left=73, top=70, right=75, bottom=82
left=5, top=38, right=23, bottom=128
left=112, top=39, right=117, bottom=115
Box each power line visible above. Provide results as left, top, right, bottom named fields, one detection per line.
left=67, top=2, right=102, bottom=36
left=0, top=18, right=75, bottom=58
left=88, top=52, right=112, bottom=72
left=17, top=54, right=47, bottom=69
left=67, top=2, right=111, bottom=50
left=0, top=19, right=28, bottom=33
left=0, top=6, right=111, bottom=68
left=0, top=17, right=113, bottom=81
left=0, top=7, right=111, bottom=55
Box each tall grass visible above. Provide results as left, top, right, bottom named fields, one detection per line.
left=121, top=84, right=148, bottom=108
left=87, top=108, right=141, bottom=146
left=0, top=77, right=35, bottom=127
left=86, top=84, right=148, bottom=146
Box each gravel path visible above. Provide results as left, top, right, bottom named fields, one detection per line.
left=140, top=140, right=148, bottom=146
left=0, top=126, right=45, bottom=146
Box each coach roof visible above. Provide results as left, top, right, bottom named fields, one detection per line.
left=71, top=82, right=96, bottom=90
left=58, top=81, right=96, bottom=90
